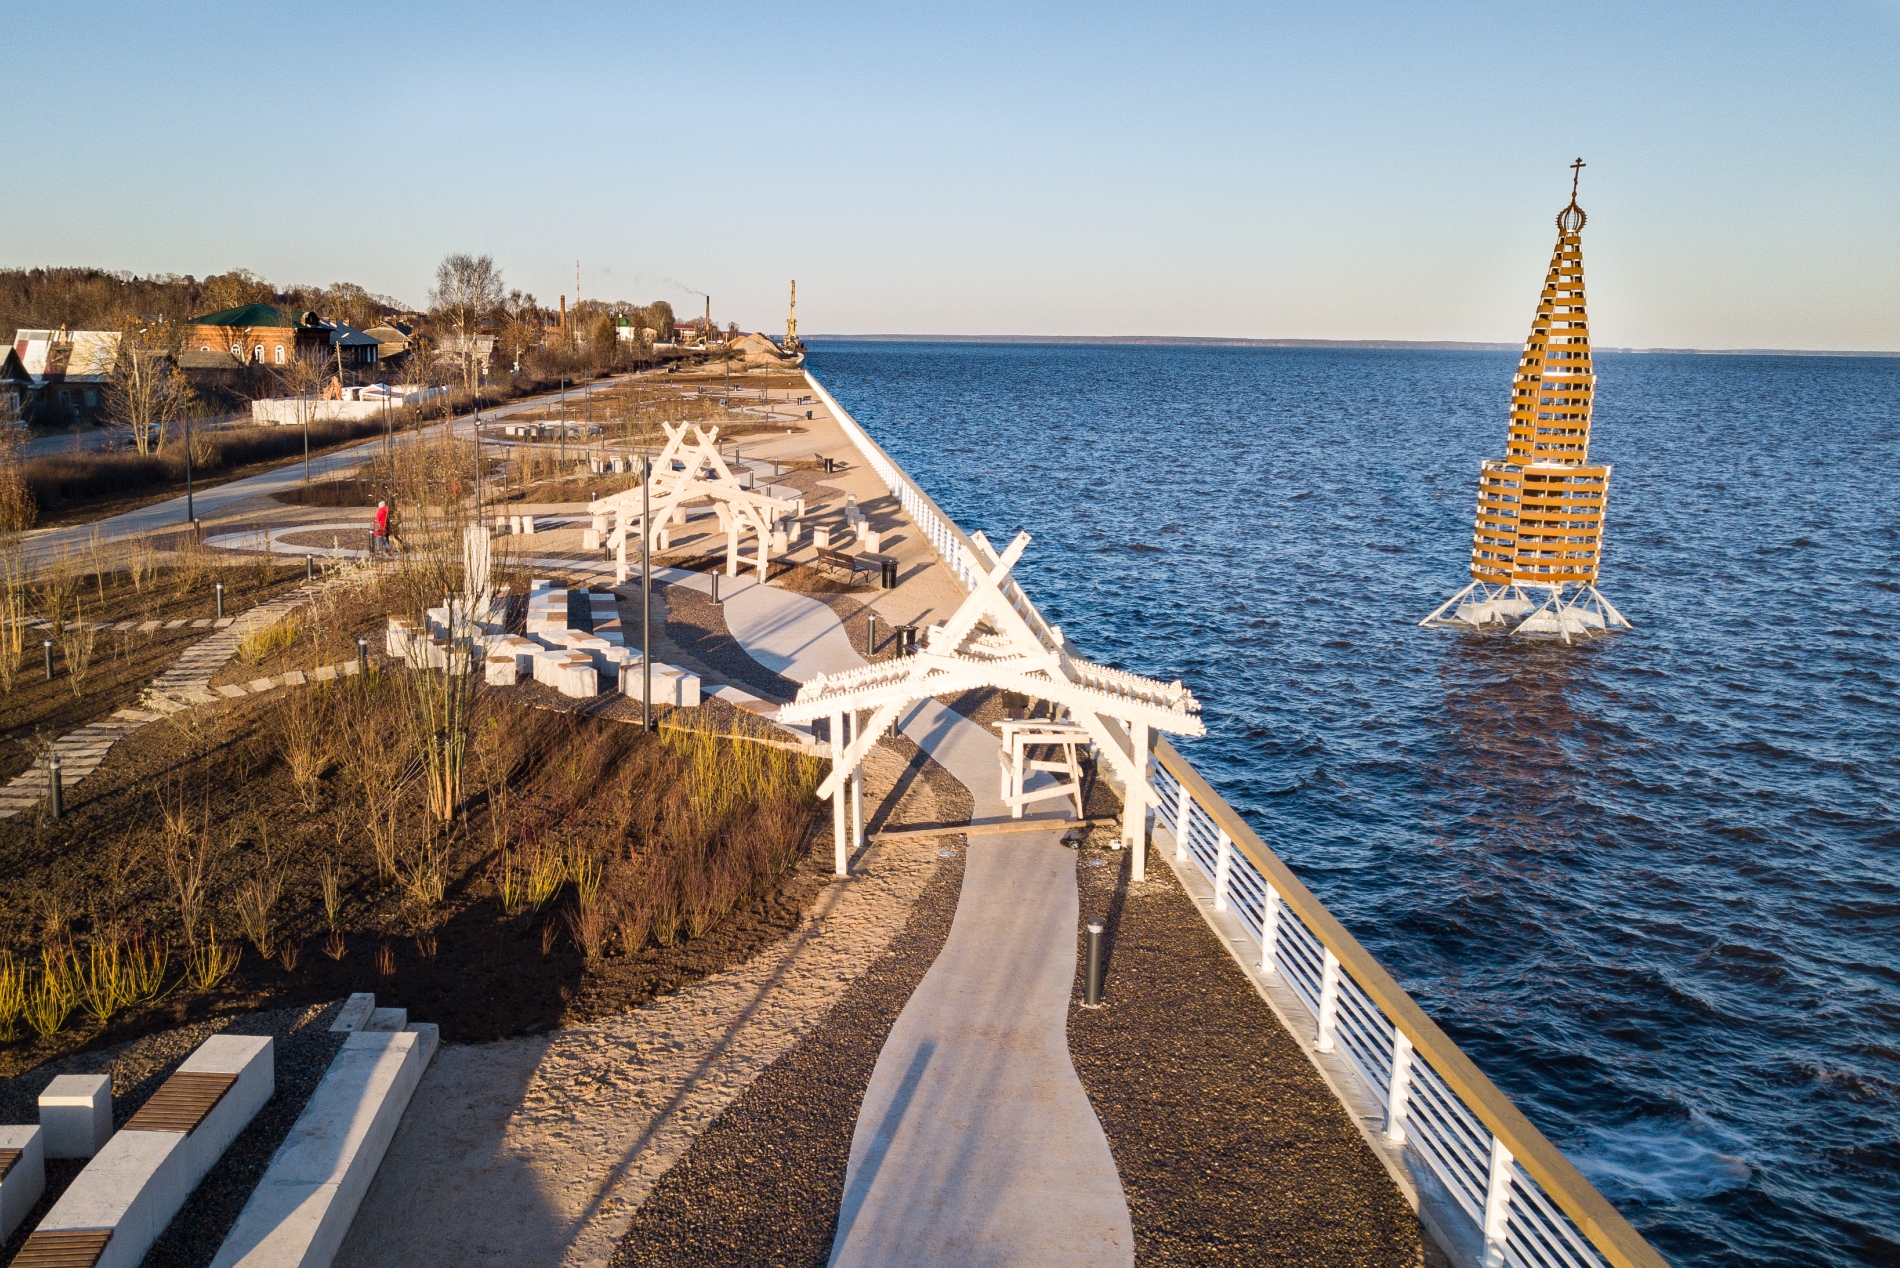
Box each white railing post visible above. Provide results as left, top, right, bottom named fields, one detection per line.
left=1483, top=1135, right=1515, bottom=1268
left=1174, top=780, right=1192, bottom=862
left=1384, top=1030, right=1413, bottom=1144
left=1316, top=949, right=1341, bottom=1052
left=1260, top=884, right=1280, bottom=974
left=1212, top=828, right=1233, bottom=911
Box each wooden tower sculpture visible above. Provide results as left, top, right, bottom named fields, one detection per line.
left=1422, top=161, right=1631, bottom=642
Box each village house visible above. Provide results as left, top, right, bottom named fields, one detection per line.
left=9, top=327, right=122, bottom=423
left=184, top=303, right=334, bottom=367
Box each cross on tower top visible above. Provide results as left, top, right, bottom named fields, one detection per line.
left=1570, top=157, right=1586, bottom=201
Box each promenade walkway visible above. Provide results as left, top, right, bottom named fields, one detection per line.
left=668, top=569, right=1135, bottom=1264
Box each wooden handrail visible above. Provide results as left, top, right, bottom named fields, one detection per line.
left=1154, top=738, right=1667, bottom=1268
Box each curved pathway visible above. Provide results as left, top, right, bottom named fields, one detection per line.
left=682, top=571, right=1134, bottom=1265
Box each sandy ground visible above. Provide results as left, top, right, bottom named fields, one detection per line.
left=338, top=743, right=958, bottom=1268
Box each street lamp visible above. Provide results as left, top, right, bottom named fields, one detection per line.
left=641, top=453, right=652, bottom=734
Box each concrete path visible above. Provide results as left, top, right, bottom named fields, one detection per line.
left=680, top=570, right=1134, bottom=1265
left=21, top=377, right=629, bottom=567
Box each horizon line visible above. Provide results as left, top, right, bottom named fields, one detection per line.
left=803, top=334, right=1900, bottom=358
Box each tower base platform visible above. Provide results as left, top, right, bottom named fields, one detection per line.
left=1420, top=581, right=1630, bottom=643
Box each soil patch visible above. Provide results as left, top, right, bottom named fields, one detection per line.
left=1069, top=842, right=1425, bottom=1266
left=610, top=839, right=968, bottom=1267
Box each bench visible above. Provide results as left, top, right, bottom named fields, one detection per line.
left=815, top=548, right=879, bottom=583
left=26, top=1034, right=272, bottom=1268
left=1, top=1126, right=46, bottom=1242
left=208, top=1009, right=437, bottom=1268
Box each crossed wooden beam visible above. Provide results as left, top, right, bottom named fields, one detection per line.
left=777, top=530, right=1203, bottom=880
left=589, top=422, right=802, bottom=579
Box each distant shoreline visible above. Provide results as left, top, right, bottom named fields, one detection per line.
left=805, top=334, right=1899, bottom=358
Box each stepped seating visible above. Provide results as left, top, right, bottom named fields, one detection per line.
left=0, top=1126, right=46, bottom=1242
left=208, top=994, right=437, bottom=1268
left=22, top=1035, right=272, bottom=1268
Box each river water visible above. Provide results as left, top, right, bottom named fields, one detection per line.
left=806, top=340, right=1900, bottom=1268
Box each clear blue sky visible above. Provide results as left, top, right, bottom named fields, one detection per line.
left=2, top=1, right=1894, bottom=350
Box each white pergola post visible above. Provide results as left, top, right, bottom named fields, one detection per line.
left=1128, top=721, right=1150, bottom=882
left=850, top=710, right=864, bottom=855
left=1174, top=778, right=1192, bottom=862
left=831, top=710, right=848, bottom=875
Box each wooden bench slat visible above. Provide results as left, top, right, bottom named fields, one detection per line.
left=0, top=1145, right=19, bottom=1183
left=123, top=1070, right=237, bottom=1135
left=10, top=1228, right=113, bottom=1268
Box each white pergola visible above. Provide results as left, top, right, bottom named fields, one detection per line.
left=588, top=422, right=803, bottom=583
left=776, top=530, right=1204, bottom=882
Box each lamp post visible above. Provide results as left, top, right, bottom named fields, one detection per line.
left=183, top=408, right=195, bottom=523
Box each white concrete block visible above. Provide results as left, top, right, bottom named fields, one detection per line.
left=40, top=1073, right=113, bottom=1158
left=37, top=1128, right=191, bottom=1268
left=813, top=526, right=831, bottom=550
left=207, top=1029, right=434, bottom=1268
left=484, top=656, right=519, bottom=687
left=329, top=993, right=376, bottom=1033
left=0, top=1124, right=45, bottom=1241
left=364, top=1008, right=407, bottom=1032
left=520, top=515, right=536, bottom=535
left=582, top=529, right=602, bottom=551
left=176, top=1035, right=274, bottom=1181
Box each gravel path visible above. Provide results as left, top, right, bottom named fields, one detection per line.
left=1070, top=839, right=1427, bottom=1266
left=337, top=739, right=966, bottom=1268
left=610, top=841, right=968, bottom=1268
left=0, top=1001, right=346, bottom=1266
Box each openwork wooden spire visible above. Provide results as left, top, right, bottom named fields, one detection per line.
left=1424, top=162, right=1630, bottom=640
left=1467, top=161, right=1611, bottom=590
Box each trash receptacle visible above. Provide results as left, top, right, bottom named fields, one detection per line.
left=880, top=556, right=898, bottom=589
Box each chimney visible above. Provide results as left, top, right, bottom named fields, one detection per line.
left=559, top=295, right=567, bottom=329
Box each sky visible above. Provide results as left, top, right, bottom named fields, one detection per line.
left=2, top=1, right=1895, bottom=350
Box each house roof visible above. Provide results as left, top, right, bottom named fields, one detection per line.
left=328, top=322, right=381, bottom=348
left=178, top=348, right=247, bottom=371
left=188, top=303, right=329, bottom=329
left=11, top=329, right=121, bottom=382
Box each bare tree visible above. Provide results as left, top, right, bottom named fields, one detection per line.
left=107, top=319, right=190, bottom=455
left=429, top=254, right=504, bottom=392
left=499, top=289, right=541, bottom=373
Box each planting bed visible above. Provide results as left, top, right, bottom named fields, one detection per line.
left=0, top=654, right=827, bottom=1079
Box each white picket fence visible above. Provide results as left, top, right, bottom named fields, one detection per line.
left=806, top=369, right=1665, bottom=1268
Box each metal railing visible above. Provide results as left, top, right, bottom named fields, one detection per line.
left=806, top=369, right=1666, bottom=1268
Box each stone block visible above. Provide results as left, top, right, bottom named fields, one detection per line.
left=207, top=1029, right=434, bottom=1268
left=484, top=655, right=519, bottom=687
left=0, top=1124, right=46, bottom=1241
left=520, top=515, right=536, bottom=535
left=364, top=1008, right=408, bottom=1032
left=40, top=1073, right=113, bottom=1158
left=582, top=529, right=602, bottom=551
left=36, top=1128, right=190, bottom=1268
left=813, top=526, right=831, bottom=550
left=176, top=1035, right=274, bottom=1180
left=329, top=993, right=376, bottom=1033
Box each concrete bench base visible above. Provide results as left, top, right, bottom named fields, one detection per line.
left=34, top=1035, right=272, bottom=1268
left=209, top=1025, right=438, bottom=1268
left=0, top=1125, right=46, bottom=1241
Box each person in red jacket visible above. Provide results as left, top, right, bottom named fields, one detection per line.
left=372, top=500, right=390, bottom=555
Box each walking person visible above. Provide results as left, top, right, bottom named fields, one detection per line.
left=372, top=499, right=390, bottom=555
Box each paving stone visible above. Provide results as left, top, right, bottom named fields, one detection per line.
left=217, top=684, right=248, bottom=698
left=192, top=618, right=212, bottom=627
left=311, top=665, right=337, bottom=681
left=249, top=678, right=277, bottom=693
left=139, top=621, right=161, bottom=632
left=282, top=669, right=307, bottom=686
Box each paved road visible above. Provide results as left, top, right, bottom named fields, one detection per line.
left=21, top=378, right=627, bottom=567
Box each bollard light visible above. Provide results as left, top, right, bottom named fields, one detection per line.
left=867, top=612, right=877, bottom=658
left=47, top=752, right=62, bottom=820
left=1084, top=920, right=1105, bottom=1007
left=305, top=553, right=314, bottom=582
left=357, top=635, right=369, bottom=678
left=42, top=639, right=53, bottom=681
left=711, top=571, right=720, bottom=604
left=214, top=581, right=224, bottom=619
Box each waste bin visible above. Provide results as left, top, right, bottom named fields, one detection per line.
left=880, top=556, right=898, bottom=589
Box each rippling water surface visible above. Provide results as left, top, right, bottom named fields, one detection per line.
left=806, top=340, right=1900, bottom=1268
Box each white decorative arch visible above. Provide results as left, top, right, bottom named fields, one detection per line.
left=588, top=422, right=802, bottom=583
left=777, top=530, right=1204, bottom=881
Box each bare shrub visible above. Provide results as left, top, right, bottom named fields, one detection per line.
left=234, top=867, right=283, bottom=960
left=273, top=683, right=333, bottom=810
left=239, top=617, right=299, bottom=664
left=0, top=950, right=27, bottom=1042
left=186, top=925, right=239, bottom=990
left=57, top=603, right=96, bottom=695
